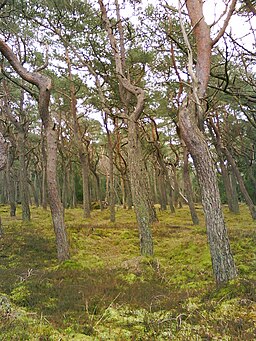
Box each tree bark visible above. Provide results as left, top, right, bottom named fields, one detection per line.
left=128, top=120, right=154, bottom=256
left=124, top=175, right=133, bottom=209
left=230, top=171, right=239, bottom=211
left=0, top=132, right=7, bottom=171
left=171, top=164, right=180, bottom=208
left=208, top=122, right=240, bottom=214
left=220, top=157, right=240, bottom=214
left=183, top=146, right=200, bottom=225
left=107, top=136, right=115, bottom=222
left=176, top=0, right=237, bottom=283
left=80, top=149, right=91, bottom=218
left=179, top=99, right=237, bottom=283
left=223, top=147, right=256, bottom=219
left=158, top=170, right=168, bottom=211
left=17, top=131, right=31, bottom=221
left=6, top=144, right=16, bottom=216
left=0, top=38, right=70, bottom=261
left=98, top=0, right=157, bottom=255
left=2, top=81, right=30, bottom=220
left=41, top=130, right=48, bottom=209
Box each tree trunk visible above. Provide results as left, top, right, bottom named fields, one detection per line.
left=208, top=122, right=239, bottom=214
left=66, top=47, right=91, bottom=218
left=125, top=176, right=133, bottom=210
left=41, top=132, right=48, bottom=210
left=158, top=170, right=168, bottom=210
left=122, top=174, right=132, bottom=210
left=223, top=147, right=256, bottom=219
left=61, top=162, right=66, bottom=209
left=98, top=0, right=157, bottom=255
left=0, top=131, right=8, bottom=235
left=128, top=120, right=155, bottom=256
left=230, top=170, right=240, bottom=211
left=80, top=150, right=91, bottom=218
left=167, top=182, right=176, bottom=214
left=176, top=0, right=237, bottom=284
left=220, top=158, right=239, bottom=214
left=91, top=169, right=103, bottom=211
left=171, top=164, right=180, bottom=208
left=6, top=145, right=16, bottom=216
left=107, top=136, right=115, bottom=222
left=0, top=39, right=70, bottom=261
left=30, top=174, right=40, bottom=208
left=179, top=99, right=237, bottom=284
left=120, top=174, right=126, bottom=209
left=0, top=132, right=7, bottom=171
left=183, top=146, right=199, bottom=225
left=46, top=126, right=70, bottom=260
left=17, top=131, right=31, bottom=221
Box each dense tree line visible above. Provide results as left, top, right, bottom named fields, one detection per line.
left=0, top=0, right=255, bottom=284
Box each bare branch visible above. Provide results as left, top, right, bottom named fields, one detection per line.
left=212, top=0, right=237, bottom=46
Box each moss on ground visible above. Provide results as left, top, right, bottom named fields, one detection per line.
left=0, top=204, right=255, bottom=340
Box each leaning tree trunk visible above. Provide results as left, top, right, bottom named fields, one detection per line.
left=0, top=39, right=70, bottom=261
left=179, top=99, right=237, bottom=283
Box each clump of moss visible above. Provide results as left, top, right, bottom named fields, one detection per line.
left=0, top=293, right=64, bottom=340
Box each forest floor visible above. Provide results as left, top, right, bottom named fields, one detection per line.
left=0, top=204, right=255, bottom=340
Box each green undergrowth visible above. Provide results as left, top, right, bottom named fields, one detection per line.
left=0, top=204, right=255, bottom=340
